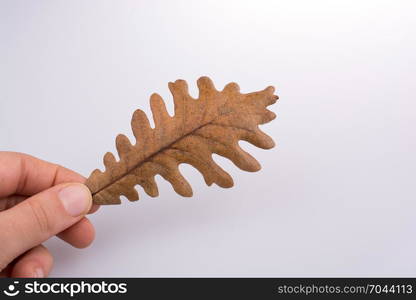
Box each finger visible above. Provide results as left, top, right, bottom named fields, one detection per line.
left=0, top=198, right=98, bottom=252
left=0, top=196, right=99, bottom=214
left=0, top=183, right=92, bottom=270
left=57, top=217, right=95, bottom=248
left=11, top=245, right=53, bottom=278
left=0, top=151, right=85, bottom=197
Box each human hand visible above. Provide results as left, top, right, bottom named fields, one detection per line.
left=0, top=152, right=99, bottom=277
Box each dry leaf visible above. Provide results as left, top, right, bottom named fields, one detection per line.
left=85, top=77, right=278, bottom=205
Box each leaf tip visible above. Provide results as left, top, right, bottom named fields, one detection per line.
left=197, top=76, right=216, bottom=92
left=116, top=134, right=133, bottom=157
left=224, top=82, right=240, bottom=93
left=265, top=85, right=275, bottom=93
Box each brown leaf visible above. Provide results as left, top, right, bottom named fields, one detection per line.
left=85, top=77, right=278, bottom=205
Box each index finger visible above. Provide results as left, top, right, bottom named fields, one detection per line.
left=0, top=151, right=85, bottom=198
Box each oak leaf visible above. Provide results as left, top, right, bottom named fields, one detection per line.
left=85, top=77, right=278, bottom=205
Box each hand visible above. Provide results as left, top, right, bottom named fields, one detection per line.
left=0, top=152, right=99, bottom=277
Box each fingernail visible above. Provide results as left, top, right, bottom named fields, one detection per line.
left=33, top=267, right=44, bottom=278
left=59, top=184, right=92, bottom=217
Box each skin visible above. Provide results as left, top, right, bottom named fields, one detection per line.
left=0, top=152, right=99, bottom=277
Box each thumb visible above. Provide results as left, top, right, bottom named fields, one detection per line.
left=0, top=183, right=92, bottom=269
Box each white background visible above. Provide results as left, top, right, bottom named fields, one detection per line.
left=1, top=0, right=415, bottom=277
